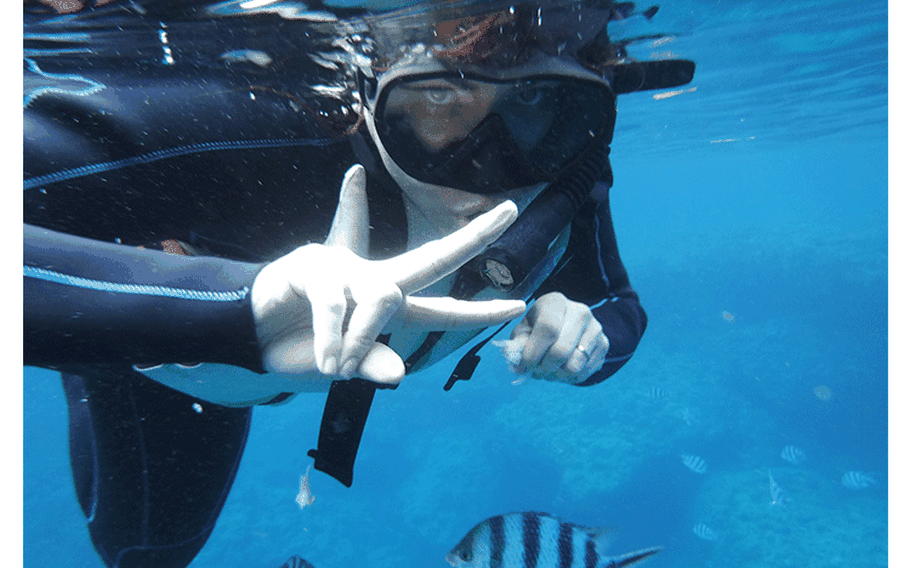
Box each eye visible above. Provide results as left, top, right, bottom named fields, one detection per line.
left=515, top=87, right=545, bottom=106
left=425, top=89, right=457, bottom=105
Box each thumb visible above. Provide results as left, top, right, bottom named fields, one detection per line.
left=355, top=342, right=406, bottom=386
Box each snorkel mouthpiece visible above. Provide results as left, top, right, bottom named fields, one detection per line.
left=477, top=142, right=611, bottom=292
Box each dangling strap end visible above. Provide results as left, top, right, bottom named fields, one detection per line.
left=444, top=352, right=481, bottom=391
left=307, top=378, right=377, bottom=488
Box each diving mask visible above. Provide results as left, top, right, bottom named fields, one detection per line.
left=361, top=57, right=617, bottom=194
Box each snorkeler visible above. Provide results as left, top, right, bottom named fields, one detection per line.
left=24, top=0, right=694, bottom=566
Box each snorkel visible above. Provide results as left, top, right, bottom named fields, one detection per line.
left=361, top=62, right=615, bottom=299
left=355, top=0, right=692, bottom=296
left=476, top=139, right=612, bottom=292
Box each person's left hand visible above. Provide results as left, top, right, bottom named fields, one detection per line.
left=494, top=291, right=609, bottom=384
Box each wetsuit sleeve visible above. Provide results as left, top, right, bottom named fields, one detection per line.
left=24, top=224, right=266, bottom=372
left=534, top=183, right=647, bottom=386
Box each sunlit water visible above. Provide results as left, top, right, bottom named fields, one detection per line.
left=24, top=0, right=887, bottom=566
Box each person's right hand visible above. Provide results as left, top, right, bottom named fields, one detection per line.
left=251, top=164, right=526, bottom=386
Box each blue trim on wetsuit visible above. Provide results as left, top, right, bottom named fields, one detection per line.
left=23, top=6, right=648, bottom=565
left=24, top=265, right=250, bottom=302
left=528, top=185, right=648, bottom=387
left=24, top=224, right=266, bottom=372
left=23, top=136, right=336, bottom=190
left=22, top=28, right=356, bottom=566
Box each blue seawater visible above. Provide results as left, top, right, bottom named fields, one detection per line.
left=24, top=0, right=888, bottom=567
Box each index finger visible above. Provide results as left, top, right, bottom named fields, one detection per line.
left=325, top=164, right=369, bottom=255
left=382, top=200, right=518, bottom=295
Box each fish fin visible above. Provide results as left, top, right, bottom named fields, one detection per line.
left=589, top=527, right=617, bottom=554
left=599, top=546, right=662, bottom=568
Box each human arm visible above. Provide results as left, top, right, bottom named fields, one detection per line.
left=496, top=183, right=647, bottom=385
left=24, top=223, right=265, bottom=370
left=25, top=165, right=527, bottom=401
left=251, top=164, right=527, bottom=385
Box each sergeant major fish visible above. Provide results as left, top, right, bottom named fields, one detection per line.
left=446, top=511, right=661, bottom=568
left=692, top=523, right=719, bottom=541
left=780, top=445, right=806, bottom=465
left=680, top=454, right=707, bottom=474
left=842, top=471, right=876, bottom=490
left=278, top=556, right=316, bottom=568
left=646, top=386, right=669, bottom=400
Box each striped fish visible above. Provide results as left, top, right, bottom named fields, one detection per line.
left=780, top=445, right=806, bottom=465
left=842, top=471, right=876, bottom=490
left=278, top=555, right=316, bottom=568
left=446, top=512, right=661, bottom=568
left=692, top=523, right=719, bottom=541
left=647, top=386, right=669, bottom=399
left=680, top=454, right=707, bottom=474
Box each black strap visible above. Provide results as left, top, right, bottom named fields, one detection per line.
left=443, top=321, right=509, bottom=391
left=307, top=377, right=378, bottom=488
left=403, top=331, right=444, bottom=372
left=309, top=267, right=491, bottom=487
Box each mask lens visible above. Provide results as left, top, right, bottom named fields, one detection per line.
left=382, top=77, right=500, bottom=153
left=374, top=73, right=615, bottom=193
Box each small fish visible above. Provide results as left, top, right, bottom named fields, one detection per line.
left=768, top=470, right=786, bottom=506
left=680, top=407, right=694, bottom=426
left=842, top=471, right=876, bottom=490
left=692, top=523, right=719, bottom=541
left=446, top=512, right=661, bottom=568
left=647, top=386, right=669, bottom=399
left=681, top=454, right=708, bottom=474
left=780, top=445, right=806, bottom=465
left=492, top=337, right=528, bottom=370
left=278, top=556, right=316, bottom=568
left=295, top=466, right=315, bottom=508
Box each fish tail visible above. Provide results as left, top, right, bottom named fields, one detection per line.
left=599, top=546, right=662, bottom=568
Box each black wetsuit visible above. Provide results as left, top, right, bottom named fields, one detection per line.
left=23, top=19, right=647, bottom=568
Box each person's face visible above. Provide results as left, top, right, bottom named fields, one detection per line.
left=383, top=77, right=501, bottom=151
left=368, top=75, right=563, bottom=237
left=370, top=105, right=546, bottom=238
left=367, top=58, right=611, bottom=237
